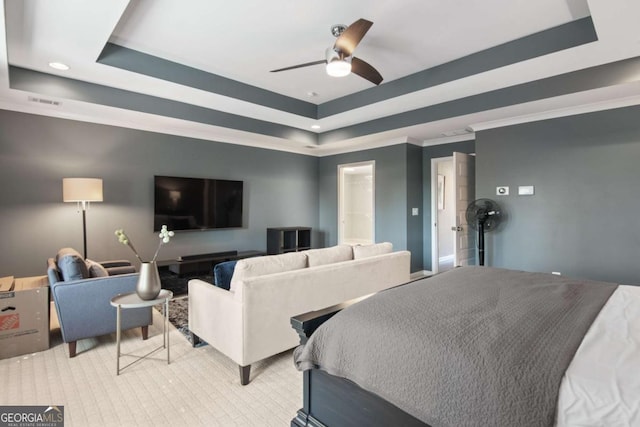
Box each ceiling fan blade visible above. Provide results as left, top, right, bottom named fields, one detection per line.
left=351, top=57, right=383, bottom=85
left=270, top=60, right=326, bottom=73
left=334, top=19, right=373, bottom=56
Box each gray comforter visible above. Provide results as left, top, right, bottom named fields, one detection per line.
left=294, top=267, right=618, bottom=427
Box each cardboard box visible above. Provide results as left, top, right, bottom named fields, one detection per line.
left=0, top=276, right=14, bottom=292
left=0, top=276, right=50, bottom=359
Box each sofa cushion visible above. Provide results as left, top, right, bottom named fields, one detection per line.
left=305, top=245, right=353, bottom=267
left=214, top=260, right=238, bottom=291
left=86, top=259, right=109, bottom=278
left=230, top=252, right=307, bottom=291
left=56, top=248, right=89, bottom=281
left=353, top=242, right=393, bottom=259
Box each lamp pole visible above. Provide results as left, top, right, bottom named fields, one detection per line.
left=63, top=178, right=103, bottom=260
left=81, top=201, right=88, bottom=259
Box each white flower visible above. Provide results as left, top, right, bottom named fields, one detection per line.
left=158, top=225, right=175, bottom=244
left=115, top=228, right=141, bottom=261
left=152, top=225, right=175, bottom=262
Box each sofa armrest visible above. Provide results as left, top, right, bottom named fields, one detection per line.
left=188, top=279, right=243, bottom=364
left=99, top=260, right=136, bottom=276
left=98, top=260, right=133, bottom=268
left=106, top=265, right=137, bottom=275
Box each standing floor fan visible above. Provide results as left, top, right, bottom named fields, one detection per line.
left=465, top=199, right=504, bottom=266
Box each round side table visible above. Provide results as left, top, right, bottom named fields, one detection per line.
left=110, top=289, right=173, bottom=375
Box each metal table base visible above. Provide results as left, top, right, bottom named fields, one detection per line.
left=110, top=289, right=173, bottom=375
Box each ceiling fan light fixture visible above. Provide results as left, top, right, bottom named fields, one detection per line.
left=326, top=59, right=351, bottom=77
left=325, top=47, right=352, bottom=77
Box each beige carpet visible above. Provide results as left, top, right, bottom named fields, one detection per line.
left=0, top=305, right=302, bottom=426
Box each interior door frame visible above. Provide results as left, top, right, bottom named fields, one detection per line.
left=430, top=156, right=453, bottom=275
left=338, top=160, right=375, bottom=245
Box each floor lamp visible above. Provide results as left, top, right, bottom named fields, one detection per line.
left=63, top=178, right=103, bottom=259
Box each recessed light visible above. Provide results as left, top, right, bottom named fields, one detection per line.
left=307, top=91, right=318, bottom=97
left=311, top=125, right=321, bottom=130
left=48, top=62, right=69, bottom=71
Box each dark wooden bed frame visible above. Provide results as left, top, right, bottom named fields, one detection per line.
left=290, top=296, right=430, bottom=427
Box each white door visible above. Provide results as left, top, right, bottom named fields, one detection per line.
left=431, top=157, right=455, bottom=275
left=338, top=161, right=375, bottom=245
left=452, top=152, right=476, bottom=266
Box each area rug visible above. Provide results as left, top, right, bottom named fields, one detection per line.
left=154, top=297, right=207, bottom=348
left=158, top=268, right=213, bottom=296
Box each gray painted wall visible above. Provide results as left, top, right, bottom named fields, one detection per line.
left=318, top=144, right=424, bottom=271
left=476, top=105, right=640, bottom=284
left=0, top=110, right=318, bottom=277
left=422, top=140, right=476, bottom=270
left=406, top=144, right=423, bottom=272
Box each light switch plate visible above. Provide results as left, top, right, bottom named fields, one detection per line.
left=518, top=186, right=535, bottom=195
left=412, top=208, right=419, bottom=216
left=496, top=186, right=509, bottom=195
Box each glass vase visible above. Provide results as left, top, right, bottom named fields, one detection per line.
left=136, top=261, right=162, bottom=300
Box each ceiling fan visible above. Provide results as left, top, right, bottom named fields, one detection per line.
left=270, top=18, right=383, bottom=85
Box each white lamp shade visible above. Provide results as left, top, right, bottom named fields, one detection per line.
left=63, top=178, right=103, bottom=202
left=326, top=60, right=352, bottom=77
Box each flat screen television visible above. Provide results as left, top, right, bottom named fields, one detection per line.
left=154, top=175, right=243, bottom=231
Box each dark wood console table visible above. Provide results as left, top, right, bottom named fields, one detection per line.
left=158, top=250, right=265, bottom=277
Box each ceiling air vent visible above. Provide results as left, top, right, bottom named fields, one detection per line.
left=441, top=128, right=471, bottom=137
left=28, top=96, right=61, bottom=106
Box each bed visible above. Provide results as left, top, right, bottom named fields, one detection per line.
left=290, top=266, right=640, bottom=427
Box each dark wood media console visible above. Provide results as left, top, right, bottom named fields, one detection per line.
left=158, top=250, right=265, bottom=277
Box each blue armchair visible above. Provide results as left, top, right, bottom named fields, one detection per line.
left=48, top=248, right=152, bottom=357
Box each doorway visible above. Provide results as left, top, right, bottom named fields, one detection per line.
left=338, top=161, right=375, bottom=245
left=431, top=157, right=455, bottom=273
left=431, top=152, right=475, bottom=274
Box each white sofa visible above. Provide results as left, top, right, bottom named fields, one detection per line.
left=188, top=243, right=411, bottom=384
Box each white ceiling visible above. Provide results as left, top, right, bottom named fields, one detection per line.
left=2, top=0, right=640, bottom=156
left=110, top=0, right=589, bottom=102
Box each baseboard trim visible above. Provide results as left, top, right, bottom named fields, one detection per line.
left=411, top=270, right=432, bottom=279
left=439, top=254, right=454, bottom=263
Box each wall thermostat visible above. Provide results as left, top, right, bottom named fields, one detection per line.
left=496, top=186, right=509, bottom=195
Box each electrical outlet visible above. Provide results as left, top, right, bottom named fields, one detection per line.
left=412, top=208, right=419, bottom=216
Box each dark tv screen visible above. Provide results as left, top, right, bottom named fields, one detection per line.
left=154, top=175, right=243, bottom=231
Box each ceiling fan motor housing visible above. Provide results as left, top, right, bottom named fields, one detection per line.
left=331, top=24, right=347, bottom=37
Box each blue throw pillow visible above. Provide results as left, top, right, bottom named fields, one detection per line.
left=55, top=248, right=89, bottom=281
left=213, top=260, right=237, bottom=291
